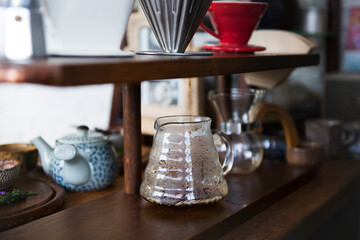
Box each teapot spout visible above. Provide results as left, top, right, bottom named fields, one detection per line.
left=31, top=137, right=53, bottom=176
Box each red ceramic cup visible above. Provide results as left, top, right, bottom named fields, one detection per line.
left=200, top=1, right=268, bottom=47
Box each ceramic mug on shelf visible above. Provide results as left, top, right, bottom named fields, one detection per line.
left=341, top=121, right=360, bottom=160
left=42, top=0, right=135, bottom=57
left=200, top=1, right=268, bottom=52
left=305, top=119, right=357, bottom=160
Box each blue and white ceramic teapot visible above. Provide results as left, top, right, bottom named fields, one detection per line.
left=31, top=126, right=118, bottom=191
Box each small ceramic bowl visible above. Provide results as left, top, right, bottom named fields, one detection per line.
left=0, top=159, right=21, bottom=190
left=0, top=143, right=38, bottom=175
left=286, top=141, right=324, bottom=167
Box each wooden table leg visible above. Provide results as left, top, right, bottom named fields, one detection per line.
left=122, top=82, right=142, bottom=194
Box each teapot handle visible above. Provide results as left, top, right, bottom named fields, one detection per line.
left=213, top=131, right=234, bottom=176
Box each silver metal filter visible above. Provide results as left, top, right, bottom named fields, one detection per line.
left=138, top=0, right=213, bottom=54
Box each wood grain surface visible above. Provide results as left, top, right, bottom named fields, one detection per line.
left=0, top=53, right=319, bottom=86
left=0, top=161, right=316, bottom=239
left=220, top=161, right=360, bottom=240
left=0, top=177, right=53, bottom=218
left=123, top=83, right=142, bottom=194
left=0, top=176, right=65, bottom=231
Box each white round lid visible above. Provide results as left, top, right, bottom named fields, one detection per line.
left=58, top=126, right=105, bottom=144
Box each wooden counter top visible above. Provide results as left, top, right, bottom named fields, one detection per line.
left=0, top=53, right=319, bottom=86
left=220, top=160, right=360, bottom=240
left=1, top=160, right=359, bottom=239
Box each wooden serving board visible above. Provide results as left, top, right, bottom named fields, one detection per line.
left=0, top=176, right=65, bottom=231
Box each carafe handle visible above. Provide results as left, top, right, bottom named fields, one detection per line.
left=213, top=131, right=233, bottom=176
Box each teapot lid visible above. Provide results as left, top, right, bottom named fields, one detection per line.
left=58, top=126, right=105, bottom=144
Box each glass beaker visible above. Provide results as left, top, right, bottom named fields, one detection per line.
left=140, top=116, right=233, bottom=207
left=209, top=88, right=264, bottom=174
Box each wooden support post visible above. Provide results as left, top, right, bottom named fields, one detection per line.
left=326, top=0, right=341, bottom=72
left=215, top=75, right=232, bottom=129
left=109, top=84, right=123, bottom=127
left=216, top=75, right=232, bottom=93
left=122, top=82, right=142, bottom=194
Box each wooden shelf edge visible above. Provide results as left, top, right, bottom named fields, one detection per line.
left=0, top=54, right=320, bottom=86
left=0, top=162, right=317, bottom=239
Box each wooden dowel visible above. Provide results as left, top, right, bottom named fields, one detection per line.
left=122, top=82, right=142, bottom=194
left=109, top=84, right=123, bottom=127
left=216, top=75, right=232, bottom=93
left=215, top=75, right=232, bottom=129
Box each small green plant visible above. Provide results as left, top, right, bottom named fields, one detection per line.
left=0, top=189, right=37, bottom=206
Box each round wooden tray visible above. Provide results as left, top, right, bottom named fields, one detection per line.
left=0, top=176, right=65, bottom=231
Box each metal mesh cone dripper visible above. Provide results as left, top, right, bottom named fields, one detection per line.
left=138, top=0, right=212, bottom=54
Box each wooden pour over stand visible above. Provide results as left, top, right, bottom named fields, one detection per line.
left=4, top=53, right=360, bottom=240
left=0, top=53, right=319, bottom=195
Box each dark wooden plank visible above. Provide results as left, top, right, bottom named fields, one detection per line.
left=0, top=161, right=315, bottom=239
left=0, top=53, right=319, bottom=86
left=122, top=83, right=142, bottom=194
left=219, top=161, right=360, bottom=240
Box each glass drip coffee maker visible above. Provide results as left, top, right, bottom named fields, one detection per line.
left=209, top=88, right=264, bottom=174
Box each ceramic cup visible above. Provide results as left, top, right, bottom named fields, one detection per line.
left=0, top=143, right=38, bottom=175
left=0, top=159, right=21, bottom=190
left=200, top=1, right=268, bottom=47
left=42, top=0, right=135, bottom=56
left=305, top=119, right=357, bottom=160
left=286, top=141, right=324, bottom=167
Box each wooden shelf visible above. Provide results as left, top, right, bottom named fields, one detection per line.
left=0, top=161, right=316, bottom=239
left=0, top=53, right=319, bottom=86
left=0, top=52, right=329, bottom=239
left=0, top=52, right=321, bottom=194
left=1, top=161, right=359, bottom=239
left=220, top=161, right=360, bottom=240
